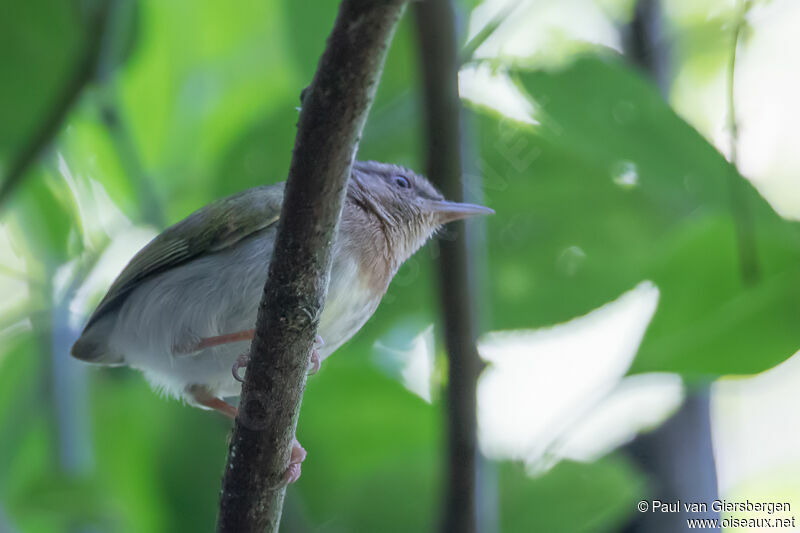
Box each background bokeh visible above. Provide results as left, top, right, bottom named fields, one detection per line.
left=3, top=0, right=800, bottom=531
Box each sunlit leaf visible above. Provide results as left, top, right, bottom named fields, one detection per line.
left=471, top=53, right=800, bottom=376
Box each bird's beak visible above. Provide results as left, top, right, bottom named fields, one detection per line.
left=428, top=200, right=495, bottom=224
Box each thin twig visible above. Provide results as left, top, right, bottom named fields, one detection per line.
left=0, top=1, right=111, bottom=210
left=727, top=4, right=746, bottom=167
left=216, top=1, right=408, bottom=531
left=459, top=2, right=519, bottom=66
left=0, top=264, right=45, bottom=289
left=625, top=0, right=670, bottom=96
left=95, top=0, right=165, bottom=228
left=97, top=100, right=165, bottom=227
left=726, top=0, right=759, bottom=284
left=414, top=1, right=483, bottom=532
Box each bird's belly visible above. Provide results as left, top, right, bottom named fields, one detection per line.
left=107, top=233, right=382, bottom=401
left=108, top=233, right=271, bottom=399
left=317, top=281, right=381, bottom=359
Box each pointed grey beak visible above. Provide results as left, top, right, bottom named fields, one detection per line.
left=428, top=200, right=495, bottom=224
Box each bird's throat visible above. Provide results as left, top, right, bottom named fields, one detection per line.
left=339, top=199, right=396, bottom=293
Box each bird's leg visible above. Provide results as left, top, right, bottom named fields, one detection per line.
left=232, top=335, right=323, bottom=383
left=187, top=385, right=238, bottom=419
left=176, top=329, right=256, bottom=355
left=187, top=386, right=307, bottom=485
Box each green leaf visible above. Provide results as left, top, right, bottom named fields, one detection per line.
left=498, top=456, right=646, bottom=533
left=472, top=53, right=800, bottom=377
left=0, top=0, right=82, bottom=166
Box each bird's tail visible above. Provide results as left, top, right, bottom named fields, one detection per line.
left=71, top=323, right=125, bottom=366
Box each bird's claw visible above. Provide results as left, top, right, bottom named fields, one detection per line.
left=233, top=336, right=322, bottom=383
left=282, top=463, right=302, bottom=486
left=308, top=335, right=323, bottom=375
left=269, top=438, right=307, bottom=489
left=232, top=353, right=249, bottom=383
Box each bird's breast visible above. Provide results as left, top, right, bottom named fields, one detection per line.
left=317, top=255, right=385, bottom=358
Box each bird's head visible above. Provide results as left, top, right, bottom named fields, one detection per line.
left=346, top=160, right=493, bottom=268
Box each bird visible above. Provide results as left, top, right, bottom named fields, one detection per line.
left=71, top=160, right=493, bottom=484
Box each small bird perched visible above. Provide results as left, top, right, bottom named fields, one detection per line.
left=71, top=160, right=493, bottom=483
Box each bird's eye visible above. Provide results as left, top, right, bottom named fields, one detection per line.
left=393, top=176, right=411, bottom=189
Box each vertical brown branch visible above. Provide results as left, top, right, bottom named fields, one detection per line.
left=216, top=1, right=408, bottom=532
left=622, top=2, right=720, bottom=532
left=414, top=1, right=481, bottom=532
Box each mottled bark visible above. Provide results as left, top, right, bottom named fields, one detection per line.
left=216, top=1, right=408, bottom=532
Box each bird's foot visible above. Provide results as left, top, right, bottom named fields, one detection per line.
left=190, top=384, right=306, bottom=486
left=308, top=335, right=323, bottom=375
left=232, top=352, right=249, bottom=383
left=280, top=438, right=307, bottom=486
left=232, top=336, right=322, bottom=383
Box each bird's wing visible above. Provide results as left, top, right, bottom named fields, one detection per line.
left=84, top=183, right=286, bottom=330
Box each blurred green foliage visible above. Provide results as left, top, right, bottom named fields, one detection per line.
left=1, top=0, right=798, bottom=532
left=0, top=0, right=82, bottom=166
left=478, top=55, right=800, bottom=376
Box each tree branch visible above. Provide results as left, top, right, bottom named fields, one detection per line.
left=0, top=1, right=111, bottom=210
left=622, top=4, right=720, bottom=532
left=96, top=0, right=165, bottom=228
left=414, top=2, right=482, bottom=532
left=216, top=1, right=408, bottom=531
left=625, top=0, right=670, bottom=97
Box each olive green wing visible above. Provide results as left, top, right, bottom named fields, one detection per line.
left=83, top=182, right=286, bottom=330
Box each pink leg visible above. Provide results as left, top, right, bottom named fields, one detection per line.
left=174, top=329, right=255, bottom=355
left=188, top=387, right=307, bottom=485
left=171, top=329, right=255, bottom=382
left=188, top=385, right=238, bottom=419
